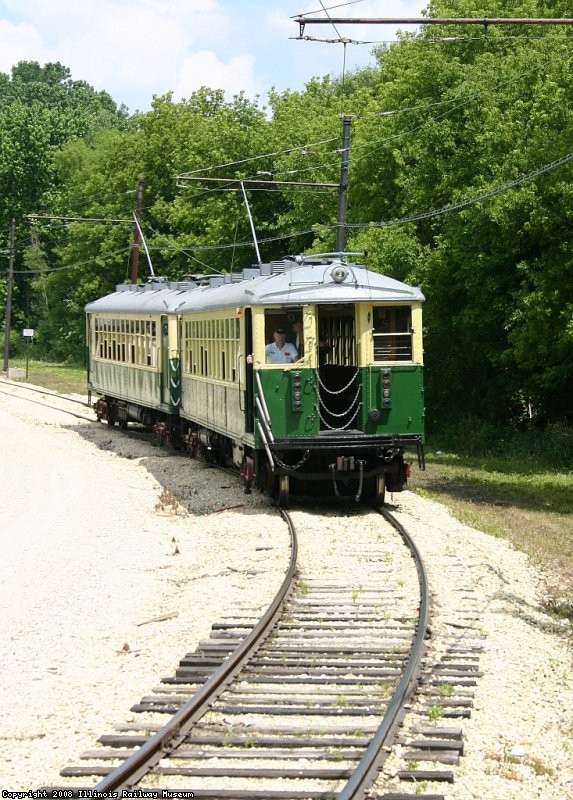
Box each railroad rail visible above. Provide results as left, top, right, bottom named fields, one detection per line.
left=3, top=378, right=483, bottom=797
left=0, top=377, right=93, bottom=422
left=44, top=508, right=434, bottom=798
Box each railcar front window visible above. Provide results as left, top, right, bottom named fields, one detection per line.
left=373, top=306, right=412, bottom=362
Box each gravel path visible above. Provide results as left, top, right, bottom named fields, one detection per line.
left=0, top=381, right=571, bottom=797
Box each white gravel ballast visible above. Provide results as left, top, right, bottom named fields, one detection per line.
left=0, top=382, right=571, bottom=798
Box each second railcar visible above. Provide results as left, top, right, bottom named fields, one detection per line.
left=85, top=278, right=187, bottom=432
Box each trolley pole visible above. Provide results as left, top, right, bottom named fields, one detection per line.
left=2, top=218, right=16, bottom=374
left=130, top=175, right=144, bottom=284
left=336, top=115, right=352, bottom=254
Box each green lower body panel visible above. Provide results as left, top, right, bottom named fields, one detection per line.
left=254, top=364, right=425, bottom=502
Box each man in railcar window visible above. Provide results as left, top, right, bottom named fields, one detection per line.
left=265, top=327, right=299, bottom=364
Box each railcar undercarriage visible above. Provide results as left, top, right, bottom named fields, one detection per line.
left=93, top=394, right=423, bottom=508
left=253, top=438, right=424, bottom=507
left=95, top=395, right=157, bottom=429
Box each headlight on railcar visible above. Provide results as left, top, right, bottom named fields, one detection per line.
left=331, top=265, right=348, bottom=283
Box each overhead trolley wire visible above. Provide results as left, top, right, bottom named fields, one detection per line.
left=340, top=152, right=573, bottom=230
left=166, top=150, right=573, bottom=253
left=22, top=148, right=564, bottom=274
left=176, top=135, right=339, bottom=180
left=5, top=247, right=132, bottom=276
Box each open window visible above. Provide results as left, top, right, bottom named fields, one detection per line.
left=373, top=306, right=412, bottom=362
left=263, top=308, right=303, bottom=365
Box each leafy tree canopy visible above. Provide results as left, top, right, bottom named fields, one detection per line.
left=1, top=4, right=571, bottom=428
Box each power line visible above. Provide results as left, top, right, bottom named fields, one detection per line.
left=26, top=214, right=132, bottom=224
left=8, top=247, right=132, bottom=275
left=343, top=152, right=573, bottom=231
left=176, top=136, right=339, bottom=180
left=165, top=150, right=573, bottom=253
left=176, top=176, right=338, bottom=189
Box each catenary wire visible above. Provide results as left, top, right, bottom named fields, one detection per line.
left=142, top=151, right=573, bottom=256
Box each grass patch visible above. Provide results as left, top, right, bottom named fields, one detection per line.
left=429, top=416, right=573, bottom=470
left=411, top=445, right=573, bottom=619
left=4, top=359, right=87, bottom=395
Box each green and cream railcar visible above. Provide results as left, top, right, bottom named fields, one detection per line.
left=174, top=255, right=425, bottom=504
left=85, top=280, right=189, bottom=429
left=179, top=306, right=246, bottom=462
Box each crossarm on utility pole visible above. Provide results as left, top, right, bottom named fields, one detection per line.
left=295, top=16, right=573, bottom=29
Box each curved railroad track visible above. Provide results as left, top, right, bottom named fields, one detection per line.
left=0, top=377, right=94, bottom=422
left=3, top=378, right=484, bottom=797
left=43, top=507, right=436, bottom=799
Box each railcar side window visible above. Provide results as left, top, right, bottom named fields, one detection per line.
left=183, top=313, right=240, bottom=382
left=373, top=306, right=412, bottom=362
left=91, top=314, right=158, bottom=368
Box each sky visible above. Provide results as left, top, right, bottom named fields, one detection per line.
left=0, top=0, right=426, bottom=113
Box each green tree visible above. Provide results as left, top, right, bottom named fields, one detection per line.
left=343, top=4, right=572, bottom=426
left=0, top=61, right=127, bottom=361
left=3, top=21, right=571, bottom=432
left=33, top=90, right=272, bottom=360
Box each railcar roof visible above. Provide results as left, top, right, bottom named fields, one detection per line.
left=85, top=257, right=424, bottom=315
left=84, top=279, right=206, bottom=314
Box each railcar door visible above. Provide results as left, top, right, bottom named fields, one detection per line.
left=161, top=314, right=170, bottom=406
left=317, top=305, right=359, bottom=431
left=244, top=308, right=255, bottom=432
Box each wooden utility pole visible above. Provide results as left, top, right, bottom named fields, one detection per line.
left=130, top=176, right=144, bottom=284
left=2, top=218, right=16, bottom=373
